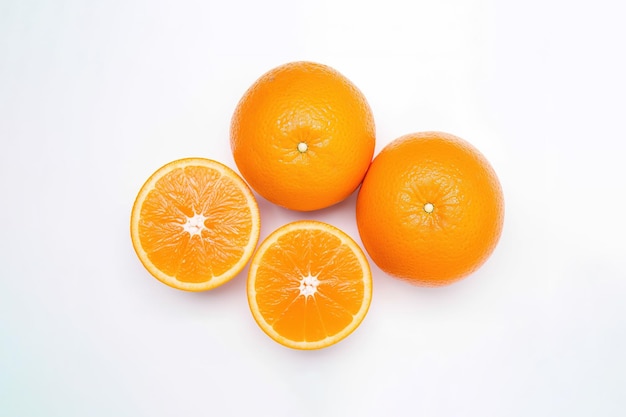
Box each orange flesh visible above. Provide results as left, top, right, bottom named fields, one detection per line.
left=252, top=227, right=367, bottom=344
left=137, top=165, right=255, bottom=284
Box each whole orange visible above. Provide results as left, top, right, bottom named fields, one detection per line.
left=230, top=61, right=375, bottom=211
left=356, top=131, right=504, bottom=286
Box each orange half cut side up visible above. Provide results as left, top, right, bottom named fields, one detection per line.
left=247, top=220, right=372, bottom=350
left=130, top=158, right=261, bottom=291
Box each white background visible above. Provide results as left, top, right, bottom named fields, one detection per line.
left=1, top=0, right=625, bottom=416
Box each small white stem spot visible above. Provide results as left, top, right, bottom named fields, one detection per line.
left=297, top=142, right=308, bottom=153
left=424, top=203, right=435, bottom=213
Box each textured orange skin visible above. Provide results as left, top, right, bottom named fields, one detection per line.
left=230, top=61, right=375, bottom=211
left=356, top=132, right=504, bottom=286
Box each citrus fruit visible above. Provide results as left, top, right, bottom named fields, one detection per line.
left=230, top=61, right=376, bottom=211
left=247, top=220, right=372, bottom=350
left=130, top=158, right=261, bottom=291
left=356, top=132, right=504, bottom=286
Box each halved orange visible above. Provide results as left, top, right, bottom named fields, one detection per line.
left=130, top=158, right=261, bottom=291
left=247, top=220, right=372, bottom=350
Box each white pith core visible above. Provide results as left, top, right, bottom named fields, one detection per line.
left=299, top=273, right=320, bottom=298
left=424, top=202, right=435, bottom=213
left=297, top=142, right=308, bottom=153
left=182, top=213, right=208, bottom=237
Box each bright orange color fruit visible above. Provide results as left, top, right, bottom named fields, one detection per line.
left=130, top=158, right=261, bottom=291
left=247, top=221, right=372, bottom=350
left=356, top=132, right=504, bottom=286
left=230, top=61, right=376, bottom=211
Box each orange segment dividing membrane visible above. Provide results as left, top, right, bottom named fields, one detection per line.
left=247, top=221, right=372, bottom=350
left=130, top=158, right=260, bottom=291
